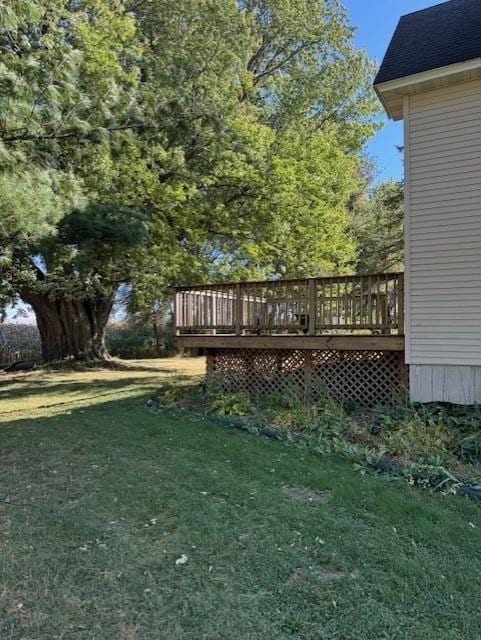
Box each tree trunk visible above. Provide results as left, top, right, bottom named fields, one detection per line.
left=20, top=289, right=114, bottom=363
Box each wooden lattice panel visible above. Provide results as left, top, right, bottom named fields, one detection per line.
left=310, top=349, right=405, bottom=406
left=207, top=348, right=406, bottom=407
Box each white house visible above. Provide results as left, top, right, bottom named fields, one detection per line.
left=375, top=0, right=481, bottom=404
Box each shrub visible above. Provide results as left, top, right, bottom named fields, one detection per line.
left=459, top=432, right=481, bottom=464
left=210, top=393, right=253, bottom=417
left=106, top=320, right=175, bottom=359
left=258, top=387, right=350, bottom=437
left=0, top=324, right=41, bottom=366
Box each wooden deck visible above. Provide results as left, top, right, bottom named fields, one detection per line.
left=174, top=274, right=406, bottom=405
left=176, top=334, right=404, bottom=351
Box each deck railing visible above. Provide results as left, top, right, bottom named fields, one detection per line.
left=175, top=272, right=404, bottom=336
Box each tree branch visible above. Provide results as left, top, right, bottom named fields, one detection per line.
left=0, top=122, right=153, bottom=144
left=26, top=256, right=46, bottom=282
left=253, top=39, right=323, bottom=84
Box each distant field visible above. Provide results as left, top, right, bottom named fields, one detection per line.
left=0, top=324, right=41, bottom=366
left=1, top=358, right=481, bottom=640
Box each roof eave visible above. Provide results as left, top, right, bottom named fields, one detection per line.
left=374, top=84, right=397, bottom=120
left=374, top=57, right=481, bottom=121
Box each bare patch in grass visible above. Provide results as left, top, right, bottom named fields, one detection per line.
left=317, top=568, right=346, bottom=582
left=119, top=622, right=140, bottom=640
left=281, top=485, right=330, bottom=505
left=286, top=568, right=308, bottom=585
left=286, top=567, right=347, bottom=585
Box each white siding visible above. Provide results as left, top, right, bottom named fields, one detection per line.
left=405, top=78, right=481, bottom=368
left=410, top=365, right=481, bottom=404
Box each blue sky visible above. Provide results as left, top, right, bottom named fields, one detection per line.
left=344, top=0, right=445, bottom=183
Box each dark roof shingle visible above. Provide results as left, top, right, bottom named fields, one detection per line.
left=374, top=0, right=481, bottom=85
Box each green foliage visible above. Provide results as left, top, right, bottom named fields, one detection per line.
left=363, top=403, right=481, bottom=473
left=106, top=320, right=175, bottom=359
left=0, top=171, right=59, bottom=302
left=0, top=0, right=139, bottom=157
left=459, top=432, right=481, bottom=464
left=351, top=179, right=404, bottom=273
left=240, top=0, right=379, bottom=145
left=382, top=415, right=454, bottom=465
left=0, top=171, right=63, bottom=244
left=333, top=401, right=479, bottom=486
left=159, top=383, right=193, bottom=406
left=211, top=124, right=360, bottom=280
left=254, top=384, right=350, bottom=435
left=0, top=0, right=145, bottom=338
left=210, top=392, right=253, bottom=417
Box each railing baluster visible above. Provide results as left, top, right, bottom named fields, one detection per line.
left=336, top=279, right=340, bottom=327
left=308, top=279, right=316, bottom=335
left=341, top=279, right=346, bottom=329
left=367, top=276, right=372, bottom=329
left=229, top=286, right=233, bottom=329
left=319, top=279, right=325, bottom=330
left=235, top=283, right=242, bottom=335
left=212, top=290, right=217, bottom=333
left=393, top=275, right=397, bottom=332
left=204, top=290, right=208, bottom=329
left=385, top=273, right=389, bottom=332
left=359, top=276, right=364, bottom=328
left=351, top=279, right=354, bottom=328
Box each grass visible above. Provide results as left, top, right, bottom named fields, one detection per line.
left=1, top=358, right=481, bottom=640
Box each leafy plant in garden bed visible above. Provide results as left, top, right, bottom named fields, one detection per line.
left=153, top=379, right=481, bottom=497
left=209, top=393, right=254, bottom=417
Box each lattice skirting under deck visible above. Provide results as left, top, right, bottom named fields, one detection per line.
left=206, top=348, right=407, bottom=407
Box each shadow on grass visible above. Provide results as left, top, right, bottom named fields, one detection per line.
left=0, top=375, right=167, bottom=403
left=0, top=358, right=196, bottom=384
left=0, top=393, right=160, bottom=436
left=45, top=360, right=179, bottom=373
left=0, top=364, right=202, bottom=401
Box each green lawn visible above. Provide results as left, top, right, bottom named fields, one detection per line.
left=1, top=359, right=481, bottom=640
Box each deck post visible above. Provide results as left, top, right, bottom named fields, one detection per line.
left=235, top=283, right=243, bottom=335
left=206, top=350, right=216, bottom=382
left=174, top=291, right=180, bottom=336
left=308, top=279, right=317, bottom=335
left=398, top=273, right=405, bottom=335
